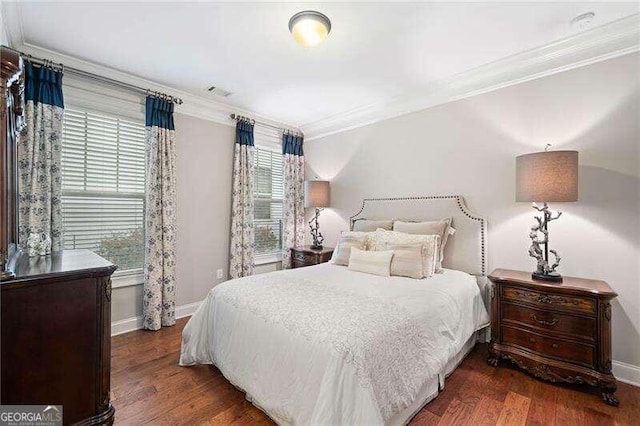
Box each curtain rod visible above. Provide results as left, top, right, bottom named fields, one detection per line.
left=3, top=46, right=183, bottom=105
left=230, top=113, right=302, bottom=137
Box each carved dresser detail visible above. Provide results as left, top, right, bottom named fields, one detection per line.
left=488, top=268, right=618, bottom=406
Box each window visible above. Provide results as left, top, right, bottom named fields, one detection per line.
left=61, top=108, right=146, bottom=276
left=253, top=141, right=284, bottom=257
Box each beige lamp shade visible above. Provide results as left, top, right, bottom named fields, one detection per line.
left=516, top=151, right=579, bottom=202
left=305, top=180, right=330, bottom=208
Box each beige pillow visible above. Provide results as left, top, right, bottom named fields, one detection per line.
left=331, top=233, right=367, bottom=266
left=348, top=247, right=394, bottom=277
left=385, top=243, right=426, bottom=279
left=372, top=229, right=439, bottom=276
left=352, top=219, right=393, bottom=232
left=393, top=218, right=452, bottom=270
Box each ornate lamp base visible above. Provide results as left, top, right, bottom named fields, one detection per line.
left=528, top=202, right=564, bottom=285
left=532, top=270, right=563, bottom=283
left=308, top=207, right=325, bottom=250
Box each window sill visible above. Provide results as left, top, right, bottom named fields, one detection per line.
left=112, top=272, right=144, bottom=289
left=255, top=253, right=282, bottom=266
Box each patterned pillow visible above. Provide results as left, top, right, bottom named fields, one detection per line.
left=384, top=243, right=427, bottom=279
left=372, top=229, right=439, bottom=276
left=348, top=247, right=394, bottom=277
left=352, top=219, right=394, bottom=232
left=331, top=233, right=367, bottom=266
left=393, top=218, right=452, bottom=271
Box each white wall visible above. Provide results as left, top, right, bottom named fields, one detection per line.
left=305, top=53, right=640, bottom=370
left=174, top=113, right=235, bottom=307
left=0, top=6, right=8, bottom=46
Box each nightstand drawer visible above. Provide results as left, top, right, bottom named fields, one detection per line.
left=292, top=260, right=308, bottom=268
left=503, top=286, right=595, bottom=315
left=293, top=251, right=317, bottom=264
left=502, top=325, right=595, bottom=367
left=290, top=246, right=334, bottom=269
left=502, top=302, right=595, bottom=341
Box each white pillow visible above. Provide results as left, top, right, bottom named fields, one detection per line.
left=330, top=231, right=375, bottom=264
left=331, top=232, right=367, bottom=265
left=393, top=218, right=452, bottom=271
left=352, top=219, right=394, bottom=232
left=372, top=228, right=439, bottom=276
left=384, top=243, right=426, bottom=279
left=348, top=247, right=394, bottom=277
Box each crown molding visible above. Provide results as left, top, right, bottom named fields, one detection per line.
left=1, top=2, right=297, bottom=132
left=302, top=13, right=640, bottom=141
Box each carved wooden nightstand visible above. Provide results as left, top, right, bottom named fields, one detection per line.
left=487, top=268, right=619, bottom=406
left=290, top=246, right=334, bottom=269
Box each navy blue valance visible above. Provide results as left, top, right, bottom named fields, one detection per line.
left=282, top=134, right=303, bottom=156
left=24, top=61, right=64, bottom=108
left=235, top=121, right=254, bottom=146
left=145, top=96, right=175, bottom=130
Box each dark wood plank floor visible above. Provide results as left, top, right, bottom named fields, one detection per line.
left=111, top=317, right=640, bottom=425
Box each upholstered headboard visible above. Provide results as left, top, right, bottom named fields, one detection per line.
left=350, top=195, right=487, bottom=277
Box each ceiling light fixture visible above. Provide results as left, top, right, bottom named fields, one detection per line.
left=288, top=10, right=331, bottom=47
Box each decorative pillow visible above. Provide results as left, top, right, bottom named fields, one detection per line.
left=352, top=219, right=394, bottom=232
left=331, top=232, right=367, bottom=266
left=372, top=229, right=439, bottom=276
left=393, top=218, right=452, bottom=270
left=384, top=243, right=427, bottom=279
left=348, top=247, right=394, bottom=277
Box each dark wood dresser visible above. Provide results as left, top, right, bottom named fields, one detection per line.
left=291, top=246, right=334, bottom=268
left=487, top=268, right=618, bottom=405
left=1, top=249, right=117, bottom=425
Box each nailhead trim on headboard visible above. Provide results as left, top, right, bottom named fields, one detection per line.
left=349, top=195, right=487, bottom=276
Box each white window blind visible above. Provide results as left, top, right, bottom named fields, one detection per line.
left=254, top=129, right=284, bottom=257
left=61, top=108, right=146, bottom=275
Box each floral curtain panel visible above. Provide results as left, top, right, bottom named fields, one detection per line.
left=281, top=133, right=305, bottom=269
left=229, top=120, right=256, bottom=278
left=17, top=61, right=64, bottom=251
left=143, top=96, right=177, bottom=331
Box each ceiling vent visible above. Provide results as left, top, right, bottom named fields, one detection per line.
left=570, top=12, right=595, bottom=31
left=207, top=86, right=232, bottom=97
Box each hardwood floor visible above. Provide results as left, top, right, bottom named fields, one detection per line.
left=111, top=317, right=640, bottom=425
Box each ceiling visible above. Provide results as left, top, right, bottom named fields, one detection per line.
left=11, top=2, right=640, bottom=128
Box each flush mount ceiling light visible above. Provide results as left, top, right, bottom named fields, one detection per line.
left=288, top=10, right=331, bottom=47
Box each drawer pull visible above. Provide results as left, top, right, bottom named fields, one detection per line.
left=531, top=314, right=559, bottom=326
left=552, top=343, right=559, bottom=349
left=529, top=337, right=536, bottom=343
left=537, top=295, right=552, bottom=304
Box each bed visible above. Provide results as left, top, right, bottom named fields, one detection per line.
left=180, top=195, right=490, bottom=425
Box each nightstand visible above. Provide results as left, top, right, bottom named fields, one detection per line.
left=291, top=246, right=334, bottom=269
left=487, top=268, right=619, bottom=406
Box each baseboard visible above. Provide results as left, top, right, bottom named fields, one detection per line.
left=612, top=360, right=640, bottom=388
left=111, top=316, right=145, bottom=336
left=111, top=301, right=202, bottom=336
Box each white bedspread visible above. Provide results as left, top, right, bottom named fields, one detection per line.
left=180, top=264, right=489, bottom=425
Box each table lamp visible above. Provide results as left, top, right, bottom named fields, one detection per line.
left=304, top=180, right=330, bottom=249
left=516, top=147, right=578, bottom=282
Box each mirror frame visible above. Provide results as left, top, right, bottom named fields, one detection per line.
left=1, top=46, right=25, bottom=280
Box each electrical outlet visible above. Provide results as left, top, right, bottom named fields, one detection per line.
left=216, top=269, right=223, bottom=280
